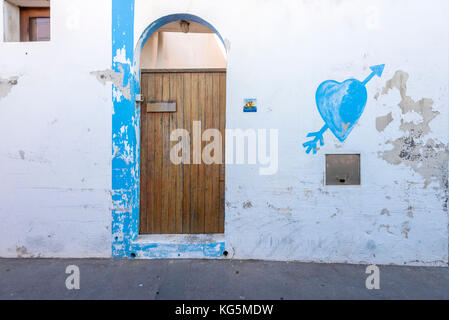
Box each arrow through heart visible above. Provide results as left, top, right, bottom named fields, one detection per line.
left=303, top=64, right=385, bottom=154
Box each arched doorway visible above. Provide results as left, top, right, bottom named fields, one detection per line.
left=137, top=16, right=227, bottom=235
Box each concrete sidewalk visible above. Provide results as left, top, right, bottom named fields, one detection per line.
left=0, top=258, right=448, bottom=300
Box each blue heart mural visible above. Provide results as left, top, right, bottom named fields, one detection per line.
left=303, top=64, right=385, bottom=154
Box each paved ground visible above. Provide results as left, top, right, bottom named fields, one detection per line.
left=0, top=258, right=448, bottom=300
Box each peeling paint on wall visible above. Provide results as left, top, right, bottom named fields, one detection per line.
left=16, top=246, right=28, bottom=257
left=111, top=0, right=137, bottom=259
left=381, top=71, right=439, bottom=135
left=378, top=70, right=448, bottom=189
left=15, top=246, right=40, bottom=258
left=401, top=221, right=411, bottom=239
left=0, top=76, right=19, bottom=100
left=242, top=201, right=253, bottom=209
left=376, top=112, right=393, bottom=132
left=90, top=69, right=131, bottom=101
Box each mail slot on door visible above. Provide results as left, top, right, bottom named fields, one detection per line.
left=325, top=154, right=361, bottom=186
left=147, top=102, right=177, bottom=113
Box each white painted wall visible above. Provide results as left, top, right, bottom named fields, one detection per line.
left=0, top=0, right=112, bottom=257
left=0, top=0, right=448, bottom=266
left=141, top=32, right=226, bottom=69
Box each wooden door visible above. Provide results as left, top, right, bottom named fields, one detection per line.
left=140, top=70, right=226, bottom=234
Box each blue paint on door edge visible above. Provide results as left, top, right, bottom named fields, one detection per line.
left=111, top=0, right=225, bottom=258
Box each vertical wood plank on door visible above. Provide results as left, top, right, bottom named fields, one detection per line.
left=191, top=72, right=200, bottom=233
left=194, top=73, right=206, bottom=233
left=161, top=73, right=170, bottom=233
left=204, top=73, right=215, bottom=232
left=175, top=73, right=184, bottom=234
left=139, top=74, right=148, bottom=234
left=146, top=74, right=158, bottom=233
left=212, top=73, right=221, bottom=233
left=218, top=72, right=226, bottom=233
left=167, top=73, right=176, bottom=234
left=182, top=73, right=192, bottom=234
left=152, top=74, right=163, bottom=234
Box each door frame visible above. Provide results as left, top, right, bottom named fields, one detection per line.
left=111, top=5, right=227, bottom=259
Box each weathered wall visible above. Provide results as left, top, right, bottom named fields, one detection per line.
left=0, top=0, right=448, bottom=265
left=0, top=0, right=112, bottom=257
left=132, top=0, right=449, bottom=265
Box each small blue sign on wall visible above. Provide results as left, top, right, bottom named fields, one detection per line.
left=243, top=98, right=257, bottom=112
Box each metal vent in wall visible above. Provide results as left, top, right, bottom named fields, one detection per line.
left=325, top=154, right=361, bottom=186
